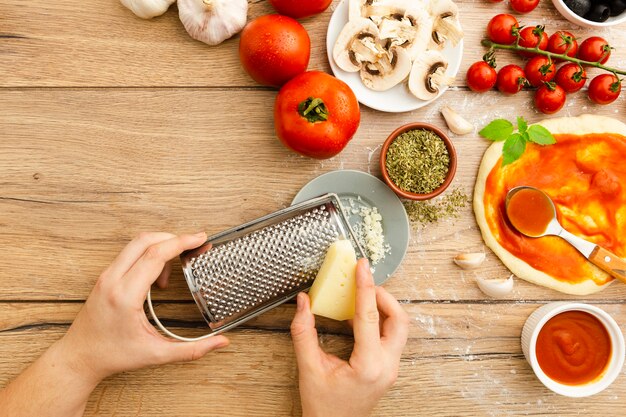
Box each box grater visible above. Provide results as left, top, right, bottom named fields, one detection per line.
left=147, top=193, right=365, bottom=341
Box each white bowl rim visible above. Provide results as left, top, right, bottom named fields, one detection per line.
left=528, top=302, right=626, bottom=397
left=552, top=0, right=626, bottom=28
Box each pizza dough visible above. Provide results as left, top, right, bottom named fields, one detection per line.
left=474, top=115, right=626, bottom=295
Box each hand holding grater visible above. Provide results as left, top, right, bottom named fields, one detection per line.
left=147, top=194, right=365, bottom=341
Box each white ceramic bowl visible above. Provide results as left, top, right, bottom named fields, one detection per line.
left=521, top=302, right=625, bottom=397
left=552, top=0, right=626, bottom=28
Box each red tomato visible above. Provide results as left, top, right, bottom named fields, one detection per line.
left=487, top=14, right=519, bottom=45
left=534, top=84, right=566, bottom=114
left=269, top=0, right=332, bottom=19
left=466, top=61, right=497, bottom=92
left=588, top=74, right=621, bottom=105
left=555, top=63, right=586, bottom=93
left=578, top=37, right=611, bottom=64
left=510, top=0, right=540, bottom=13
left=274, top=71, right=360, bottom=159
left=497, top=64, right=526, bottom=95
left=546, top=31, right=578, bottom=62
left=524, top=56, right=556, bottom=87
left=239, top=15, right=310, bottom=87
left=517, top=26, right=548, bottom=58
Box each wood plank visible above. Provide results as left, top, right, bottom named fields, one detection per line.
left=2, top=88, right=626, bottom=301
left=1, top=302, right=625, bottom=416
left=2, top=0, right=625, bottom=87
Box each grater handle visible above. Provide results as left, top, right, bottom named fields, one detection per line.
left=146, top=289, right=215, bottom=342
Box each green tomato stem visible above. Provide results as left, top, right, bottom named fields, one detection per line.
left=481, top=39, right=626, bottom=77
left=298, top=97, right=329, bottom=123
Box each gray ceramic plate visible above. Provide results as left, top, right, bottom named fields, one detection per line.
left=292, top=170, right=409, bottom=285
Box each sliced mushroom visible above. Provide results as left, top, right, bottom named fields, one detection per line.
left=429, top=0, right=464, bottom=49
left=402, top=8, right=433, bottom=60
left=333, top=18, right=383, bottom=73
left=408, top=50, right=455, bottom=101
left=348, top=0, right=370, bottom=21
left=360, top=45, right=411, bottom=91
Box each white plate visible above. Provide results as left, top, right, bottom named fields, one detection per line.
left=326, top=0, right=464, bottom=113
left=292, top=170, right=410, bottom=285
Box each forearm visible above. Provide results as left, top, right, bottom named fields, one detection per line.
left=0, top=337, right=101, bottom=417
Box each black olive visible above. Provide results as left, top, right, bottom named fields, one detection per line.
left=609, top=0, right=626, bottom=16
left=564, top=0, right=592, bottom=16
left=585, top=3, right=611, bottom=20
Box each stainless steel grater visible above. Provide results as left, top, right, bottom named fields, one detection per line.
left=147, top=193, right=365, bottom=341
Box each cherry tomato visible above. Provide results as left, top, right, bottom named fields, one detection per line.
left=487, top=14, right=519, bottom=45
left=555, top=63, right=586, bottom=93
left=534, top=84, right=566, bottom=114
left=510, top=0, right=540, bottom=13
left=517, top=26, right=549, bottom=58
left=524, top=56, right=556, bottom=87
left=466, top=61, right=497, bottom=92
left=497, top=64, right=526, bottom=95
left=239, top=15, right=310, bottom=87
left=546, top=31, right=578, bottom=62
left=269, top=0, right=332, bottom=19
left=578, top=37, right=611, bottom=64
left=588, top=74, right=621, bottom=105
left=274, top=71, right=360, bottom=159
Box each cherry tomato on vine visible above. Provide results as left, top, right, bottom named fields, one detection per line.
left=510, top=0, right=540, bottom=13
left=497, top=64, right=526, bottom=95
left=524, top=56, right=556, bottom=87
left=546, top=31, right=578, bottom=61
left=578, top=37, right=611, bottom=64
left=535, top=83, right=566, bottom=114
left=555, top=63, right=586, bottom=93
left=517, top=26, right=549, bottom=58
left=487, top=14, right=519, bottom=45
left=467, top=61, right=497, bottom=92
left=588, top=74, right=621, bottom=104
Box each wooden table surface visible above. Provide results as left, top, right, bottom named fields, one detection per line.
left=2, top=0, right=626, bottom=415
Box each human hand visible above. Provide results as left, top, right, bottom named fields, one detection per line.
left=290, top=258, right=409, bottom=417
left=58, top=232, right=229, bottom=384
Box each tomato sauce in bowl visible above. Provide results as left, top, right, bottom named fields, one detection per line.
left=536, top=310, right=612, bottom=385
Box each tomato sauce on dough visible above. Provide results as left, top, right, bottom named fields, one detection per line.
left=536, top=311, right=611, bottom=385
left=484, top=133, right=626, bottom=285
left=507, top=188, right=555, bottom=236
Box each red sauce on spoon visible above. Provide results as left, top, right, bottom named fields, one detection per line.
left=507, top=188, right=555, bottom=237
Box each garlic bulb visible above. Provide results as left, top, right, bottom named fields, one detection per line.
left=453, top=253, right=485, bottom=270
left=475, top=275, right=514, bottom=298
left=120, top=0, right=176, bottom=19
left=441, top=105, right=474, bottom=135
left=178, top=0, right=248, bottom=46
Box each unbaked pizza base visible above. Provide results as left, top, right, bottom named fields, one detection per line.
left=474, top=115, right=626, bottom=295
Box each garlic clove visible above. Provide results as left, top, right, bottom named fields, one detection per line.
left=120, top=0, right=176, bottom=19
left=475, top=275, right=514, bottom=298
left=178, top=0, right=248, bottom=46
left=441, top=106, right=474, bottom=135
left=453, top=252, right=485, bottom=270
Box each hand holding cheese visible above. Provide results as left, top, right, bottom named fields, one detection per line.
left=291, top=258, right=409, bottom=417
left=308, top=239, right=358, bottom=321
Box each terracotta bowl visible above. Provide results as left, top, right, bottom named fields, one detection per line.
left=379, top=122, right=457, bottom=201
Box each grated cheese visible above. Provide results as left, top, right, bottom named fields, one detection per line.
left=342, top=198, right=391, bottom=265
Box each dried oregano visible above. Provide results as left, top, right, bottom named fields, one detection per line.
left=404, top=188, right=470, bottom=226
left=385, top=129, right=450, bottom=194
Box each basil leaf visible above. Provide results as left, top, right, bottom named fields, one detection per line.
left=517, top=116, right=528, bottom=134
left=502, top=133, right=526, bottom=166
left=479, top=119, right=514, bottom=142
left=527, top=125, right=556, bottom=145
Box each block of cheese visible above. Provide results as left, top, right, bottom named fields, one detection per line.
left=308, top=239, right=358, bottom=321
